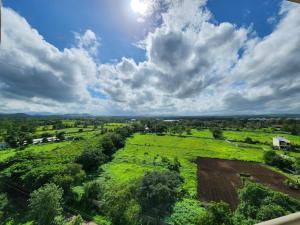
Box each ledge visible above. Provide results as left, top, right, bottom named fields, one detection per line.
left=256, top=212, right=300, bottom=225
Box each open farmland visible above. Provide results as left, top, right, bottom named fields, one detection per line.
left=197, top=157, right=300, bottom=209
left=101, top=133, right=276, bottom=195
left=189, top=129, right=300, bottom=145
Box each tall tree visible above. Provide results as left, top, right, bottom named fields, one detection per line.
left=29, top=183, right=63, bottom=225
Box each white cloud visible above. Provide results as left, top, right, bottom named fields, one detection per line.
left=1, top=1, right=300, bottom=115
left=75, top=29, right=100, bottom=57
left=0, top=7, right=100, bottom=113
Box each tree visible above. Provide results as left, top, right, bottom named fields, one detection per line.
left=29, top=183, right=63, bottom=225
left=101, top=134, right=117, bottom=157
left=5, top=135, right=18, bottom=148
left=102, top=180, right=140, bottom=225
left=57, top=132, right=65, bottom=141
left=81, top=180, right=103, bottom=210
left=137, top=171, right=184, bottom=224
left=52, top=164, right=86, bottom=191
left=110, top=133, right=125, bottom=149
left=76, top=149, right=106, bottom=173
left=209, top=128, right=223, bottom=139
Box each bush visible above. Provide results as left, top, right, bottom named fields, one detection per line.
left=245, top=137, right=255, bottom=144
left=165, top=198, right=206, bottom=225
left=285, top=179, right=300, bottom=190
left=263, top=150, right=293, bottom=172
left=204, top=201, right=233, bottom=225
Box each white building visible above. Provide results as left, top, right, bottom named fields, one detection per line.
left=33, top=136, right=58, bottom=145
left=273, top=136, right=291, bottom=150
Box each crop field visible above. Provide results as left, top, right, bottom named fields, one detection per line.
left=35, top=127, right=94, bottom=135
left=197, top=158, right=300, bottom=209
left=101, top=133, right=279, bottom=195
left=103, top=122, right=128, bottom=130
left=189, top=129, right=300, bottom=145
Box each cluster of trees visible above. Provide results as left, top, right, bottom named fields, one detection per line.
left=209, top=128, right=223, bottom=140
left=234, top=182, right=300, bottom=224
left=264, top=150, right=300, bottom=174
left=167, top=182, right=300, bottom=225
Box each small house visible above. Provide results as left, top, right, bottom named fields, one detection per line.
left=273, top=136, right=291, bottom=150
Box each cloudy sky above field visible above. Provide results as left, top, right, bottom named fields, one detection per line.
left=0, top=0, right=300, bottom=115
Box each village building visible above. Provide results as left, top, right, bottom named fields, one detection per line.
left=273, top=136, right=291, bottom=150
left=33, top=136, right=59, bottom=145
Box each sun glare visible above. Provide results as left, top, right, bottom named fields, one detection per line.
left=131, top=0, right=148, bottom=15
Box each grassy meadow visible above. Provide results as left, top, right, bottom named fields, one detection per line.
left=101, top=133, right=280, bottom=196
left=188, top=129, right=300, bottom=145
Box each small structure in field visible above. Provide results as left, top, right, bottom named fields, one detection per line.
left=273, top=136, right=291, bottom=150
left=33, top=136, right=59, bottom=145
left=0, top=142, right=8, bottom=149
left=144, top=125, right=150, bottom=132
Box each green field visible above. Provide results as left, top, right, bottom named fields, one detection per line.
left=104, top=123, right=128, bottom=130
left=35, top=127, right=94, bottom=135
left=101, top=133, right=278, bottom=196
left=188, top=129, right=300, bottom=145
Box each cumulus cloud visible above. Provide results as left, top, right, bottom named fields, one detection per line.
left=75, top=30, right=100, bottom=57
left=0, top=7, right=99, bottom=112
left=224, top=2, right=300, bottom=113
left=1, top=0, right=300, bottom=115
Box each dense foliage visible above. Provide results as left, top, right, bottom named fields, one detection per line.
left=234, top=182, right=300, bottom=224
left=29, top=183, right=63, bottom=225
left=138, top=171, right=184, bottom=224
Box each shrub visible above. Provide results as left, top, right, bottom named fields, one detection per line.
left=165, top=198, right=206, bottom=225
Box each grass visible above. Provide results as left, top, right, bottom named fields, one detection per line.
left=188, top=129, right=300, bottom=145
left=0, top=149, right=16, bottom=162
left=101, top=133, right=273, bottom=196
left=104, top=123, right=128, bottom=130
left=35, top=127, right=94, bottom=135
left=223, top=130, right=300, bottom=145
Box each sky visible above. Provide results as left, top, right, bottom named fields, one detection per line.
left=0, top=0, right=300, bottom=115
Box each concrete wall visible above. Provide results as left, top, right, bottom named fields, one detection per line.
left=256, top=212, right=300, bottom=225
